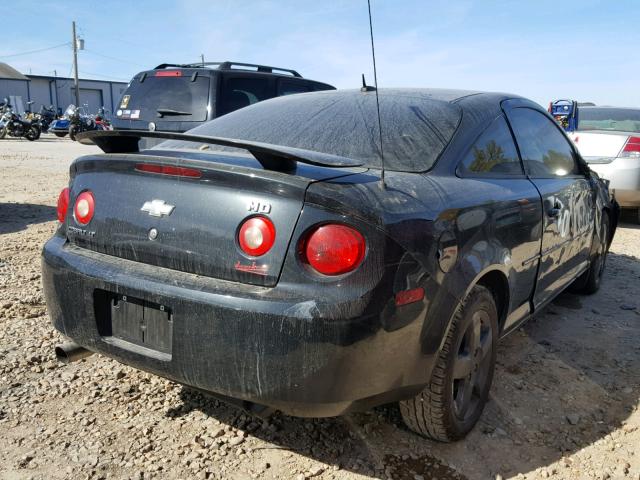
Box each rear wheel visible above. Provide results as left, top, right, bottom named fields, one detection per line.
left=54, top=132, right=67, bottom=138
left=25, top=125, right=40, bottom=141
left=399, top=285, right=498, bottom=442
left=572, top=213, right=610, bottom=294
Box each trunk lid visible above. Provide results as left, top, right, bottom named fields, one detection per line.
left=65, top=150, right=364, bottom=287
left=569, top=131, right=629, bottom=163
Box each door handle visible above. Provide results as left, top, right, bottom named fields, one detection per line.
left=547, top=207, right=561, bottom=218
left=547, top=200, right=562, bottom=218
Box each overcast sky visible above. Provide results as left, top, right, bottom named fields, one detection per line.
left=1, top=0, right=638, bottom=108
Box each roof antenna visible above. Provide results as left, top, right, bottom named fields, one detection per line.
left=361, top=74, right=375, bottom=92
left=365, top=0, right=386, bottom=187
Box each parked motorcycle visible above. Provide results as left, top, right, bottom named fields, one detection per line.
left=23, top=103, right=57, bottom=133
left=67, top=105, right=93, bottom=141
left=48, top=104, right=82, bottom=138
left=48, top=105, right=112, bottom=140
left=93, top=107, right=112, bottom=131
left=0, top=98, right=41, bottom=141
left=69, top=105, right=113, bottom=140
left=47, top=106, right=71, bottom=137
left=33, top=105, right=58, bottom=132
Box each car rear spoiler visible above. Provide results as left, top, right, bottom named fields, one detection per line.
left=76, top=130, right=362, bottom=171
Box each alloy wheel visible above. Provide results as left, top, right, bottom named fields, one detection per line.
left=451, top=309, right=493, bottom=421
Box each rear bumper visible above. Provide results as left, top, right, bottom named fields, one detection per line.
left=588, top=158, right=640, bottom=207
left=42, top=236, right=433, bottom=417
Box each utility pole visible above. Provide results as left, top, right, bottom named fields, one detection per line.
left=72, top=21, right=80, bottom=107
left=201, top=54, right=205, bottom=66
left=54, top=69, right=59, bottom=111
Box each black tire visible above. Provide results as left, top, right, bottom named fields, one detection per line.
left=0, top=127, right=6, bottom=139
left=54, top=132, right=67, bottom=138
left=572, top=213, right=610, bottom=295
left=25, top=125, right=40, bottom=141
left=69, top=125, right=78, bottom=141
left=399, top=285, right=498, bottom=442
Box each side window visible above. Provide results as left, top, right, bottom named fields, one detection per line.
left=458, top=116, right=523, bottom=176
left=277, top=80, right=311, bottom=96
left=219, top=77, right=270, bottom=115
left=508, top=108, right=579, bottom=177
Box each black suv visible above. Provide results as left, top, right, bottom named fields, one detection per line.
left=111, top=61, right=335, bottom=134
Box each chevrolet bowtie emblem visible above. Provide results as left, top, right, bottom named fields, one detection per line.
left=141, top=199, right=175, bottom=217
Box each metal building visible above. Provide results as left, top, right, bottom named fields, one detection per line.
left=0, top=62, right=128, bottom=115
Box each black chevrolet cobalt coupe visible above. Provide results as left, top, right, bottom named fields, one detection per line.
left=42, top=88, right=617, bottom=441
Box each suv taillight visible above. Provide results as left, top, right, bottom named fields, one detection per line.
left=621, top=136, right=640, bottom=158
left=56, top=187, right=70, bottom=223
left=301, top=224, right=366, bottom=275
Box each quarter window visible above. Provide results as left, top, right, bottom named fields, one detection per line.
left=219, top=77, right=270, bottom=116
left=508, top=108, right=578, bottom=177
left=277, top=80, right=312, bottom=96
left=459, top=116, right=522, bottom=176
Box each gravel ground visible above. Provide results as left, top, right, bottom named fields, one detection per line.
left=0, top=136, right=638, bottom=480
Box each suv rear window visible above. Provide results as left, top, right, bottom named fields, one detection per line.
left=158, top=89, right=462, bottom=172
left=117, top=73, right=210, bottom=122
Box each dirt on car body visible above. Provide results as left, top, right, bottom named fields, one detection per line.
left=0, top=137, right=638, bottom=479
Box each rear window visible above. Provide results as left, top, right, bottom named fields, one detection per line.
left=578, top=107, right=640, bottom=133
left=156, top=90, right=462, bottom=172
left=116, top=72, right=210, bottom=122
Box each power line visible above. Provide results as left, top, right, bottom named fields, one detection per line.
left=78, top=70, right=130, bottom=82
left=84, top=49, right=147, bottom=68
left=0, top=42, right=70, bottom=59
left=81, top=27, right=148, bottom=50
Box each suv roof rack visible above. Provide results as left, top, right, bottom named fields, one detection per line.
left=153, top=61, right=302, bottom=78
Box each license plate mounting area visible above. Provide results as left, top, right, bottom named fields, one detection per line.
left=95, top=290, right=173, bottom=359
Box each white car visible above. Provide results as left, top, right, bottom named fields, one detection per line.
left=568, top=106, right=640, bottom=222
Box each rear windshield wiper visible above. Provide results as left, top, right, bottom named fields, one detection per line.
left=156, top=108, right=192, bottom=118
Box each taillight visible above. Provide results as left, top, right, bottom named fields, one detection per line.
left=238, top=216, right=276, bottom=257
left=135, top=163, right=202, bottom=178
left=74, top=191, right=95, bottom=225
left=302, top=224, right=366, bottom=275
left=56, top=187, right=70, bottom=223
left=621, top=136, right=640, bottom=158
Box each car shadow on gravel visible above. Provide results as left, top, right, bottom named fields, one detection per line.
left=0, top=202, right=56, bottom=234
left=474, top=249, right=640, bottom=478
left=165, top=250, right=639, bottom=480
left=169, top=387, right=465, bottom=480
